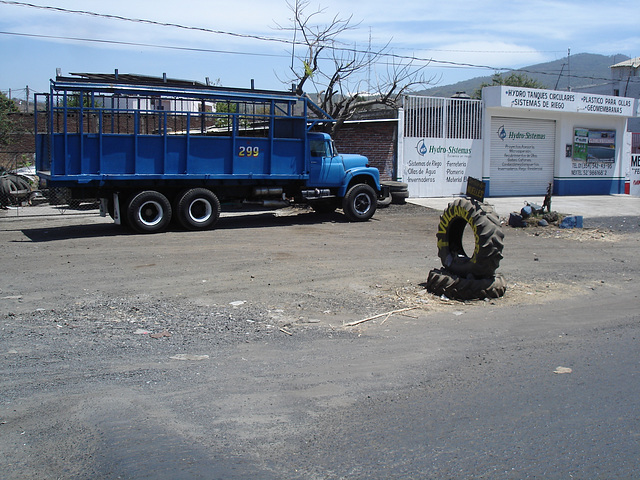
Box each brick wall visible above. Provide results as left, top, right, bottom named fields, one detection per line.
left=0, top=113, right=35, bottom=171
left=1, top=112, right=400, bottom=181
left=333, top=120, right=398, bottom=181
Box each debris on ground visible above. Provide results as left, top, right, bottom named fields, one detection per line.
left=554, top=366, right=573, bottom=374
left=559, top=215, right=584, bottom=229
left=169, top=354, right=210, bottom=361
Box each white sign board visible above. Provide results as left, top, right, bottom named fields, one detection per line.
left=487, top=86, right=637, bottom=117
left=489, top=117, right=555, bottom=196
left=631, top=154, right=640, bottom=197
left=401, top=138, right=482, bottom=197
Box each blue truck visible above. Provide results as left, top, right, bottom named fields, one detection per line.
left=35, top=74, right=388, bottom=233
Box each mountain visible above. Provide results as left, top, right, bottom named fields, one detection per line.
left=416, top=53, right=630, bottom=98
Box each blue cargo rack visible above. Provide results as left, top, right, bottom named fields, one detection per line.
left=35, top=77, right=333, bottom=186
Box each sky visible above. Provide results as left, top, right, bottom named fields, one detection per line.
left=1, top=0, right=639, bottom=102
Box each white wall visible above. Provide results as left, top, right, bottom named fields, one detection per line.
left=482, top=86, right=637, bottom=196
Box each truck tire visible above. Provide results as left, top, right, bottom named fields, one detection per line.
left=342, top=184, right=377, bottom=222
left=176, top=188, right=221, bottom=230
left=436, top=198, right=504, bottom=278
left=381, top=181, right=408, bottom=192
left=391, top=190, right=409, bottom=205
left=377, top=192, right=392, bottom=208
left=426, top=268, right=507, bottom=300
left=127, top=190, right=172, bottom=233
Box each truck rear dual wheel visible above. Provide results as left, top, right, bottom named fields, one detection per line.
left=175, top=188, right=220, bottom=230
left=426, top=268, right=507, bottom=300
left=127, top=191, right=172, bottom=234
left=342, top=184, right=377, bottom=222
left=436, top=198, right=504, bottom=278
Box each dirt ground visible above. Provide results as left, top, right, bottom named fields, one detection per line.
left=1, top=202, right=639, bottom=478
left=2, top=202, right=638, bottom=319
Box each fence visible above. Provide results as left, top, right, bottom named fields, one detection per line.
left=2, top=86, right=305, bottom=218
left=402, top=95, right=483, bottom=139
left=1, top=107, right=100, bottom=218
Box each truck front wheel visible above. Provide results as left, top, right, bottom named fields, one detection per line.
left=176, top=188, right=221, bottom=230
left=342, top=184, right=377, bottom=222
left=127, top=191, right=172, bottom=233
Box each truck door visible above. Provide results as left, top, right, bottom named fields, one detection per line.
left=308, top=139, right=343, bottom=187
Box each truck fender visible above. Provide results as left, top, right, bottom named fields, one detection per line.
left=338, top=168, right=381, bottom=197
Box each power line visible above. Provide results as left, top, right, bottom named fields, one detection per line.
left=0, top=1, right=568, bottom=57
left=0, top=1, right=572, bottom=67
left=0, top=2, right=629, bottom=86
left=0, top=0, right=293, bottom=45
left=0, top=30, right=288, bottom=58
left=1, top=28, right=624, bottom=86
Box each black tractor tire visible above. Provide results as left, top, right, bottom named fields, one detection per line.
left=9, top=175, right=31, bottom=192
left=175, top=188, right=221, bottom=230
left=426, top=268, right=507, bottom=300
left=127, top=190, right=172, bottom=233
left=342, top=184, right=377, bottom=222
left=0, top=177, right=14, bottom=206
left=436, top=197, right=504, bottom=278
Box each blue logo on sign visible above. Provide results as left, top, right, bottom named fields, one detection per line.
left=416, top=139, right=428, bottom=156
left=497, top=125, right=506, bottom=141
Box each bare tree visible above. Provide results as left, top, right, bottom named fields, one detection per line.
left=276, top=0, right=434, bottom=134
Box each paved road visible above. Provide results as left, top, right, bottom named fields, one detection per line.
left=1, top=203, right=639, bottom=479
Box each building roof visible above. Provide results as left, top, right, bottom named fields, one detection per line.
left=611, top=57, right=640, bottom=69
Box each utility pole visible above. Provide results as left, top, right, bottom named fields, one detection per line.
left=567, top=48, right=571, bottom=92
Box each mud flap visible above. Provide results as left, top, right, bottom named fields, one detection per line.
left=112, top=193, right=122, bottom=225
left=99, top=198, right=108, bottom=217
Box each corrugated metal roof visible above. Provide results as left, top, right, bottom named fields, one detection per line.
left=67, top=72, right=208, bottom=87
left=611, top=57, right=640, bottom=69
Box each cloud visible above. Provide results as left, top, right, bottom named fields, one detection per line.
left=1, top=0, right=638, bottom=93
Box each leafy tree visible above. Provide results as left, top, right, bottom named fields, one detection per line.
left=473, top=73, right=547, bottom=99
left=66, top=92, right=103, bottom=108
left=277, top=0, right=433, bottom=134
left=0, top=92, right=19, bottom=147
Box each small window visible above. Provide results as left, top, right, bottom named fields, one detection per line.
left=310, top=140, right=329, bottom=157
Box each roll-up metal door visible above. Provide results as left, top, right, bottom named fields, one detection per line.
left=490, top=117, right=555, bottom=196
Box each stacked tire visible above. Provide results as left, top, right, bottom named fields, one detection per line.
left=0, top=174, right=33, bottom=207
left=379, top=181, right=409, bottom=207
left=427, top=198, right=506, bottom=300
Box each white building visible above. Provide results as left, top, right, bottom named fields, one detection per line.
left=399, top=86, right=639, bottom=197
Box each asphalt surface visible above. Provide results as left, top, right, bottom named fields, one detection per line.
left=1, top=200, right=639, bottom=479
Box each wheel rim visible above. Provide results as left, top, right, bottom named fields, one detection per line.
left=353, top=192, right=372, bottom=215
left=137, top=200, right=164, bottom=227
left=188, top=198, right=213, bottom=223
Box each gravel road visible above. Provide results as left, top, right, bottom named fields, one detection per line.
left=1, top=203, right=639, bottom=479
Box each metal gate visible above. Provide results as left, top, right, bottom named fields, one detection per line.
left=403, top=95, right=483, bottom=139
left=400, top=95, right=483, bottom=197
